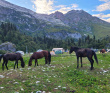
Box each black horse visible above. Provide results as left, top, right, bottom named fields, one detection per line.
left=69, top=47, right=98, bottom=70
left=0, top=53, right=25, bottom=70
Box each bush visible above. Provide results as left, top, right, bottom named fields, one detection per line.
left=0, top=50, right=6, bottom=54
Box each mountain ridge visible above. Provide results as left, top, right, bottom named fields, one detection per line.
left=0, top=0, right=66, bottom=26
left=0, top=0, right=110, bottom=39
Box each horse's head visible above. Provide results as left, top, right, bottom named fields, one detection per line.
left=28, top=59, right=32, bottom=66
left=69, top=47, right=74, bottom=54
left=69, top=46, right=79, bottom=54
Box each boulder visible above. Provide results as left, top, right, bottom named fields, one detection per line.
left=0, top=42, right=16, bottom=52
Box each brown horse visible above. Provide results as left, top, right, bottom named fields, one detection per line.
left=0, top=53, right=25, bottom=70
left=69, top=47, right=98, bottom=70
left=100, top=49, right=106, bottom=56
left=100, top=49, right=106, bottom=53
left=28, top=50, right=51, bottom=66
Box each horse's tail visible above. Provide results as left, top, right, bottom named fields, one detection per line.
left=48, top=51, right=51, bottom=64
left=0, top=54, right=4, bottom=62
left=92, top=50, right=98, bottom=64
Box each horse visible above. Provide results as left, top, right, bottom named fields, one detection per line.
left=0, top=53, right=25, bottom=70
left=100, top=49, right=106, bottom=53
left=100, top=49, right=106, bottom=57
left=69, top=47, right=98, bottom=70
left=28, top=50, right=51, bottom=66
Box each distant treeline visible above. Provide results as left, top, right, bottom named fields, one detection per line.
left=0, top=22, right=110, bottom=52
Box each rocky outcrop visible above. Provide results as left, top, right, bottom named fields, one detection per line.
left=46, top=32, right=81, bottom=39
left=0, top=42, right=16, bottom=52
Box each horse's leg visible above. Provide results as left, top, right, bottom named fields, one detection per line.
left=2, top=60, right=5, bottom=70
left=16, top=60, right=18, bottom=69
left=5, top=61, right=8, bottom=70
left=45, top=57, right=48, bottom=64
left=77, top=56, right=79, bottom=68
left=14, top=60, right=17, bottom=69
left=35, top=59, right=38, bottom=66
left=87, top=57, right=94, bottom=70
left=80, top=57, right=83, bottom=67
left=91, top=58, right=94, bottom=70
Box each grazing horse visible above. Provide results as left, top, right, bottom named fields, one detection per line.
left=100, top=49, right=106, bottom=57
left=69, top=47, right=98, bottom=70
left=0, top=53, right=25, bottom=70
left=100, top=49, right=106, bottom=53
left=28, top=50, right=51, bottom=66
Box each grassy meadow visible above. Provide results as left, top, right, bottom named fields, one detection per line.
left=0, top=52, right=110, bottom=93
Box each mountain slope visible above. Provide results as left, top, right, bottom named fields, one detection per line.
left=0, top=0, right=110, bottom=39
left=0, top=0, right=66, bottom=26
left=50, top=10, right=110, bottom=39
left=0, top=0, right=79, bottom=39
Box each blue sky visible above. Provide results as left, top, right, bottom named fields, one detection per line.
left=5, top=0, right=110, bottom=23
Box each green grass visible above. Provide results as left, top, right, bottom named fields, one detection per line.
left=0, top=52, right=110, bottom=93
left=92, top=23, right=110, bottom=39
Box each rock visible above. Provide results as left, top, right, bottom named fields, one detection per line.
left=0, top=42, right=16, bottom=52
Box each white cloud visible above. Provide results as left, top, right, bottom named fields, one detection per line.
left=99, top=0, right=109, bottom=2
left=32, top=0, right=54, bottom=14
left=55, top=4, right=79, bottom=14
left=92, top=0, right=110, bottom=23
left=93, top=13, right=110, bottom=18
left=31, top=0, right=79, bottom=14
left=93, top=13, right=110, bottom=22
left=105, top=18, right=110, bottom=22
left=71, top=4, right=78, bottom=8
left=96, top=2, right=110, bottom=11
left=94, top=0, right=110, bottom=11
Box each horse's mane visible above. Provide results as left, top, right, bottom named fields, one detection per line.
left=72, top=47, right=80, bottom=50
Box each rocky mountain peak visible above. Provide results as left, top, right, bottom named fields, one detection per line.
left=49, top=11, right=65, bottom=22
left=50, top=11, right=64, bottom=17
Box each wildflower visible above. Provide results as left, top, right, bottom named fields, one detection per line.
left=36, top=91, right=42, bottom=93
left=36, top=81, right=40, bottom=84
left=0, top=75, right=5, bottom=78
left=28, top=67, right=31, bottom=70
left=54, top=88, right=58, bottom=89
left=13, top=82, right=19, bottom=84
left=21, top=87, right=24, bottom=91
left=0, top=87, right=4, bottom=89
left=42, top=91, right=46, bottom=93
left=62, top=87, right=66, bottom=89
left=58, top=86, right=61, bottom=88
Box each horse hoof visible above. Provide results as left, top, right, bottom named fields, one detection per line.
left=90, top=67, right=94, bottom=70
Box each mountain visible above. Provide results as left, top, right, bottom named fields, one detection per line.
left=0, top=0, right=110, bottom=39
left=50, top=10, right=110, bottom=39
left=0, top=0, right=74, bottom=39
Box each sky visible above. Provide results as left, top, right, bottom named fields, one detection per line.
left=5, top=0, right=110, bottom=23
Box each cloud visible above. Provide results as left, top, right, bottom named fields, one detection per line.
left=105, top=18, right=110, bottom=22
left=54, top=4, right=79, bottom=14
left=99, top=0, right=109, bottom=2
left=93, top=13, right=110, bottom=22
left=94, top=0, right=110, bottom=11
left=96, top=2, right=110, bottom=11
left=32, top=0, right=54, bottom=14
left=92, top=0, right=110, bottom=23
left=31, top=0, right=79, bottom=14
left=93, top=13, right=110, bottom=18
